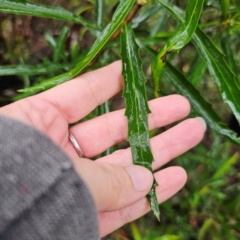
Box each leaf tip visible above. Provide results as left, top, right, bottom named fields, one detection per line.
left=152, top=205, right=161, bottom=222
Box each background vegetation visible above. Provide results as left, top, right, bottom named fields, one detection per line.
left=0, top=0, right=240, bottom=239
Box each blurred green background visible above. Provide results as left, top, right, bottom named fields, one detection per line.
left=0, top=0, right=240, bottom=239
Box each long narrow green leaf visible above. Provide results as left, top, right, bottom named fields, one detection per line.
left=98, top=101, right=111, bottom=157
left=212, top=153, right=239, bottom=179
left=130, top=222, right=142, bottom=240
left=19, top=0, right=135, bottom=94
left=159, top=0, right=240, bottom=126
left=131, top=3, right=162, bottom=29
left=0, top=64, right=68, bottom=76
left=150, top=7, right=168, bottom=36
left=0, top=0, right=95, bottom=29
left=121, top=24, right=160, bottom=221
left=95, top=0, right=104, bottom=29
left=220, top=34, right=239, bottom=85
left=186, top=56, right=206, bottom=87
left=164, top=64, right=240, bottom=146
left=198, top=218, right=213, bottom=240
left=220, top=0, right=230, bottom=20
left=142, top=46, right=240, bottom=146
left=45, top=33, right=57, bottom=50
left=19, top=56, right=30, bottom=88
left=53, top=26, right=69, bottom=63
left=142, top=32, right=175, bottom=46
left=152, top=0, right=204, bottom=97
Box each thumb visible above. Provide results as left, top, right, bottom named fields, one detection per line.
left=72, top=158, right=153, bottom=212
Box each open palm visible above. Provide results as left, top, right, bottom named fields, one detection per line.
left=0, top=61, right=205, bottom=237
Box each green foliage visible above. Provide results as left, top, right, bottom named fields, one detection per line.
left=53, top=26, right=69, bottom=63
left=95, top=0, right=104, bottom=30
left=0, top=0, right=96, bottom=29
left=121, top=23, right=160, bottom=220
left=220, top=0, right=230, bottom=20
left=152, top=0, right=204, bottom=97
left=18, top=0, right=135, bottom=94
left=1, top=0, right=240, bottom=238
left=125, top=135, right=240, bottom=240
left=160, top=0, right=240, bottom=126
left=142, top=46, right=240, bottom=146
left=0, top=64, right=67, bottom=76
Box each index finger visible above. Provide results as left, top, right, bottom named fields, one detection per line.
left=38, top=61, right=123, bottom=123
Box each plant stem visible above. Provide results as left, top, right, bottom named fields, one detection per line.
left=111, top=3, right=141, bottom=40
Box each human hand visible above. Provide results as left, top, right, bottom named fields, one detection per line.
left=0, top=61, right=206, bottom=237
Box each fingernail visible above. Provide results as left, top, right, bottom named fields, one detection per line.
left=126, top=166, right=153, bottom=192
left=195, top=117, right=207, bottom=132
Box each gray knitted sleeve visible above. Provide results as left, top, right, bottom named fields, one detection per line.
left=0, top=115, right=99, bottom=240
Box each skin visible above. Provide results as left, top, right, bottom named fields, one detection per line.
left=0, top=61, right=205, bottom=237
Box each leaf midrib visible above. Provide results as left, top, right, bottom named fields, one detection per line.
left=178, top=0, right=201, bottom=44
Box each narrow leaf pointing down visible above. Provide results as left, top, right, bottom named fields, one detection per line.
left=121, top=23, right=160, bottom=220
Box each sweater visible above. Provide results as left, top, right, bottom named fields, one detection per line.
left=0, top=115, right=98, bottom=240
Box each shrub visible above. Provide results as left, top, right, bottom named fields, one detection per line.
left=1, top=0, right=240, bottom=239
